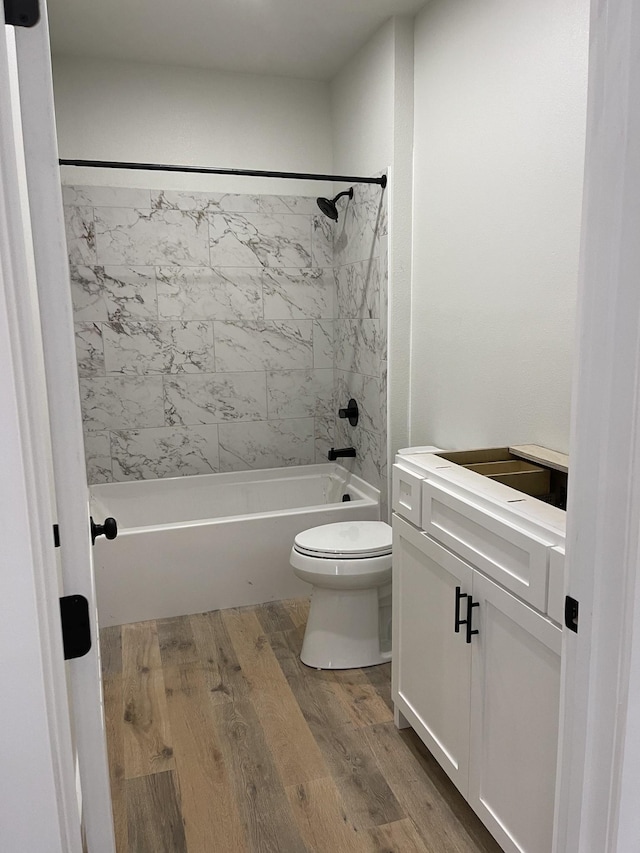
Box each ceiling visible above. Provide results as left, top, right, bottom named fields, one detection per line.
left=48, top=0, right=426, bottom=81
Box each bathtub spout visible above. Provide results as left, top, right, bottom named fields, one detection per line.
left=328, top=447, right=356, bottom=461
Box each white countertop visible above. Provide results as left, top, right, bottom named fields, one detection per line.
left=395, top=450, right=566, bottom=538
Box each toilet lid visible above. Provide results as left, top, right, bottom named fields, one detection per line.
left=294, top=521, right=392, bottom=559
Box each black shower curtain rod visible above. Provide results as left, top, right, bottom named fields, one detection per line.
left=58, top=159, right=388, bottom=187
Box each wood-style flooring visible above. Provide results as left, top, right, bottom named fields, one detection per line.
left=100, top=598, right=503, bottom=853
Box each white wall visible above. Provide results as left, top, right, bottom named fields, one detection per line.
left=52, top=56, right=333, bottom=196
left=331, top=17, right=414, bottom=473
left=330, top=21, right=396, bottom=177
left=387, top=18, right=414, bottom=461
left=410, top=0, right=589, bottom=454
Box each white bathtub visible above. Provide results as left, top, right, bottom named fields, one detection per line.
left=91, top=463, right=380, bottom=627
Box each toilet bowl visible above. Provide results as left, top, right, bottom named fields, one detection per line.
left=290, top=520, right=392, bottom=669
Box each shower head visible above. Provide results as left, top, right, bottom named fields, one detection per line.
left=317, top=187, right=354, bottom=221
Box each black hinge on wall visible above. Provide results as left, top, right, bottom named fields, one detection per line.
left=59, top=595, right=92, bottom=660
left=3, top=0, right=39, bottom=27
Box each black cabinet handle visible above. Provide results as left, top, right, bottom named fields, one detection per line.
left=466, top=598, right=479, bottom=643
left=90, top=516, right=118, bottom=545
left=454, top=586, right=468, bottom=633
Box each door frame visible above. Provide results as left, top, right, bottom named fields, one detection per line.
left=12, top=5, right=116, bottom=849
left=554, top=0, right=640, bottom=850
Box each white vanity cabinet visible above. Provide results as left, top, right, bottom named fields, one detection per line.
left=392, top=515, right=474, bottom=794
left=392, top=449, right=566, bottom=853
left=468, top=570, right=561, bottom=853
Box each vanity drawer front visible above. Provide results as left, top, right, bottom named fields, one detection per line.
left=422, top=480, right=552, bottom=610
left=548, top=546, right=565, bottom=625
left=392, top=465, right=424, bottom=526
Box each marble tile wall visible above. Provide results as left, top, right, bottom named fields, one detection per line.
left=64, top=182, right=387, bottom=493
left=65, top=186, right=335, bottom=482
left=332, top=181, right=388, bottom=507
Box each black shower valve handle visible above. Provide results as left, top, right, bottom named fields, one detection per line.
left=338, top=398, right=359, bottom=427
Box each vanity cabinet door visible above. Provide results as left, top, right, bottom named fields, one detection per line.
left=392, top=515, right=474, bottom=796
left=468, top=572, right=561, bottom=853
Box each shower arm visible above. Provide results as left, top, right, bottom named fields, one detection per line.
left=58, top=159, right=388, bottom=188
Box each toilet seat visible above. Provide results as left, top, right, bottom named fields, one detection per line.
left=293, top=521, right=392, bottom=559
left=290, top=548, right=392, bottom=584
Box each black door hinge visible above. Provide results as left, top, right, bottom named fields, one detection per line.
left=565, top=595, right=579, bottom=633
left=53, top=524, right=60, bottom=548
left=3, top=0, right=39, bottom=27
left=59, top=595, right=92, bottom=660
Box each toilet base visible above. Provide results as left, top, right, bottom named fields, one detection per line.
left=300, top=587, right=391, bottom=670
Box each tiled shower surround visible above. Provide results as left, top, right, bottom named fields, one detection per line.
left=64, top=183, right=387, bottom=495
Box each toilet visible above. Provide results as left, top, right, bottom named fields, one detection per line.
left=290, top=520, right=393, bottom=669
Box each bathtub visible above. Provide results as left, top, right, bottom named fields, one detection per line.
left=90, top=463, right=380, bottom=627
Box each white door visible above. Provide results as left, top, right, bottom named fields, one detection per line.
left=7, top=5, right=116, bottom=852
left=469, top=571, right=561, bottom=853
left=0, top=24, right=83, bottom=853
left=392, top=515, right=473, bottom=795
